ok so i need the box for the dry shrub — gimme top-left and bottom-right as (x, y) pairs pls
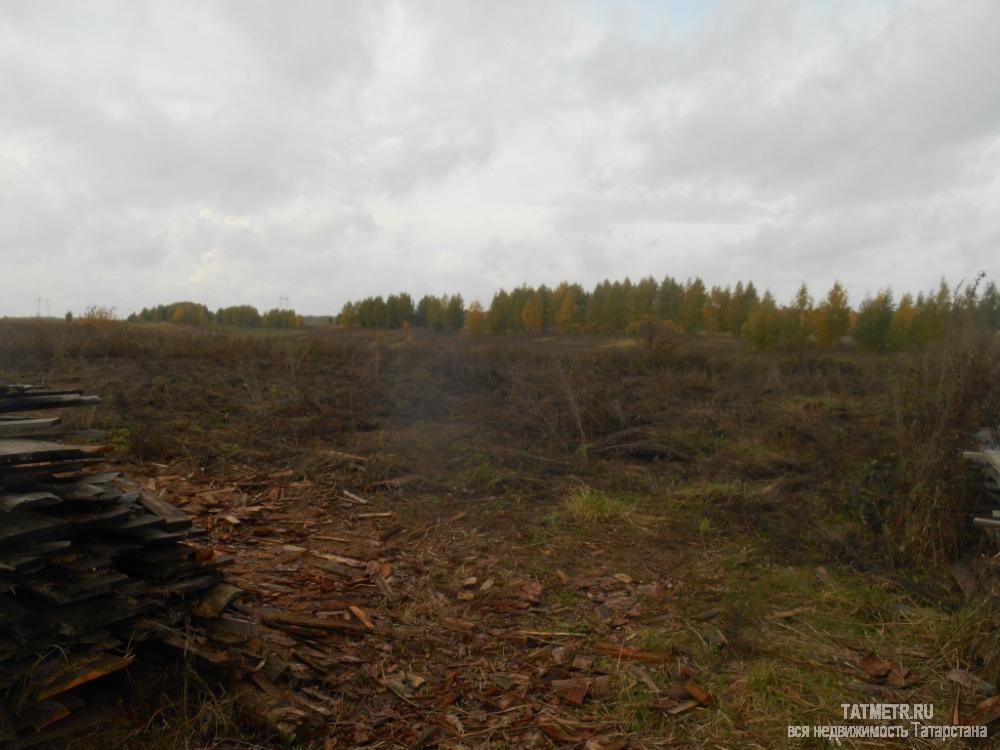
(887, 328), (1000, 564)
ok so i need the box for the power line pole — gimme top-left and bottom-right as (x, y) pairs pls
(279, 295), (290, 309)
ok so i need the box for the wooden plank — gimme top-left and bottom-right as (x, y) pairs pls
(0, 491), (61, 512)
(16, 699), (71, 733)
(0, 394), (100, 413)
(0, 511), (70, 546)
(153, 572), (224, 596)
(981, 450), (1000, 476)
(193, 583), (243, 619)
(82, 540), (144, 558)
(74, 471), (121, 484)
(0, 594), (29, 626)
(160, 633), (237, 669)
(32, 652), (134, 700)
(0, 553), (44, 574)
(33, 651), (135, 701)
(0, 439), (93, 466)
(0, 457), (106, 482)
(0, 417), (62, 437)
(39, 487), (123, 511)
(137, 490), (192, 531)
(18, 704), (119, 748)
(25, 571), (130, 605)
(0, 541), (69, 572)
(0, 387), (82, 397)
(126, 556), (218, 581)
(49, 593), (159, 637)
(111, 510), (166, 532)
(206, 614), (258, 640)
(53, 504), (132, 531)
(119, 543), (193, 565)
(112, 526), (189, 545)
(47, 550), (113, 574)
(262, 612), (369, 633)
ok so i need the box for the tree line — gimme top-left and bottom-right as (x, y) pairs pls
(337, 275), (1000, 350)
(336, 293), (466, 331)
(128, 302), (303, 329)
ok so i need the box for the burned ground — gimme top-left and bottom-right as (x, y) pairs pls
(1, 320), (999, 749)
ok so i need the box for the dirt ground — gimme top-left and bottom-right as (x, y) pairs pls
(3, 321), (999, 749)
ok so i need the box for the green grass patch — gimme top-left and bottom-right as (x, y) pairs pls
(562, 487), (635, 522)
(549, 589), (581, 607)
(751, 565), (816, 598)
(630, 627), (674, 655)
(459, 456), (515, 492)
(674, 479), (745, 501)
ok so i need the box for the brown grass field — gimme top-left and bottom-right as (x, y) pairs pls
(2, 319), (1000, 749)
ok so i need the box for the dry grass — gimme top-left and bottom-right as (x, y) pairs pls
(5, 320), (1000, 748)
(887, 329), (1000, 563)
(562, 487), (636, 522)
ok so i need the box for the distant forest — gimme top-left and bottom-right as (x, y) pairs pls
(129, 302), (306, 329)
(336, 275), (1000, 351)
(127, 275), (1000, 351)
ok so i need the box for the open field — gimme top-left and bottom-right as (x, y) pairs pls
(2, 320), (999, 749)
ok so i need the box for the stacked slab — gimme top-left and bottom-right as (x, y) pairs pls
(964, 428), (1000, 536)
(0, 385), (240, 747)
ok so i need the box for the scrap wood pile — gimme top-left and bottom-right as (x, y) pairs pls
(957, 428), (1000, 597)
(143, 462), (720, 749)
(966, 428), (1000, 532)
(0, 385), (259, 748)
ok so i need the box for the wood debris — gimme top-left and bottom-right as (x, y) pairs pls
(0, 385), (284, 746)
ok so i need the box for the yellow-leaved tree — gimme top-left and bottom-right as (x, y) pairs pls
(814, 281), (851, 348)
(521, 294), (544, 332)
(465, 301), (486, 334)
(553, 284), (577, 332)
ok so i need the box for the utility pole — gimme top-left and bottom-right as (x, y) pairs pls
(279, 295), (290, 309)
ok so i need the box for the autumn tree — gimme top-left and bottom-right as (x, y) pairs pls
(337, 301), (359, 327)
(586, 281), (613, 332)
(445, 294), (465, 330)
(217, 305), (261, 328)
(976, 282), (1000, 329)
(779, 283), (813, 348)
(465, 300), (486, 334)
(724, 282), (758, 335)
(888, 293), (917, 350)
(655, 276), (683, 323)
(852, 291), (894, 352)
(262, 308), (303, 328)
(487, 290), (512, 333)
(521, 293), (544, 332)
(911, 280), (952, 344)
(552, 283), (580, 332)
(327, 273), (1000, 345)
(629, 276), (658, 323)
(679, 278), (707, 332)
(423, 296), (446, 330)
(741, 292), (781, 350)
(385, 293), (415, 328)
(815, 281), (851, 348)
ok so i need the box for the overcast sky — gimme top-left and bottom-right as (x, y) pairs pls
(1, 0), (998, 317)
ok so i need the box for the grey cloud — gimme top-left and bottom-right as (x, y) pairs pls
(0, 0), (997, 316)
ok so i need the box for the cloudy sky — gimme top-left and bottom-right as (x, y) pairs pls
(1, 0), (998, 317)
